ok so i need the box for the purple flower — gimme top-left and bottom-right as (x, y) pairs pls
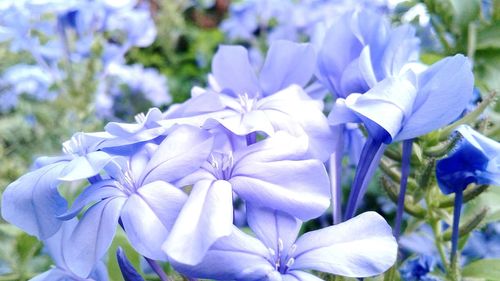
(54, 125), (213, 277)
(331, 54), (474, 220)
(317, 9), (421, 100)
(29, 219), (108, 281)
(0, 64), (56, 112)
(96, 63), (171, 119)
(170, 208), (397, 280)
(1, 156), (71, 239)
(163, 131), (331, 266)
(163, 40), (334, 161)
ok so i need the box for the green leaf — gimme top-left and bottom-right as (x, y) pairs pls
(463, 259), (500, 280)
(15, 233), (41, 263)
(464, 186), (500, 224)
(449, 0), (481, 31)
(475, 50), (500, 92)
(107, 229), (142, 281)
(476, 23), (500, 50)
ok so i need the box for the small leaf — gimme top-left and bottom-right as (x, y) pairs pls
(463, 259), (500, 280)
(449, 0), (481, 31)
(476, 24), (500, 50)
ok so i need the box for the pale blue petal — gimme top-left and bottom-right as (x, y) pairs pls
(64, 197), (126, 278)
(43, 219), (78, 270)
(58, 151), (114, 181)
(1, 161), (68, 239)
(259, 85), (335, 161)
(121, 181), (187, 260)
(291, 212), (397, 277)
(212, 45), (260, 97)
(105, 108), (162, 136)
(231, 133), (330, 220)
(328, 98), (362, 126)
(28, 268), (74, 281)
(317, 12), (363, 97)
(57, 180), (123, 220)
(345, 77), (417, 143)
(284, 271), (324, 281)
(139, 125), (214, 185)
(212, 109), (276, 137)
(379, 25), (419, 78)
(170, 227), (273, 281)
(395, 55), (474, 141)
(164, 180), (233, 265)
(339, 58), (370, 96)
(259, 40), (315, 95)
(246, 205), (301, 260)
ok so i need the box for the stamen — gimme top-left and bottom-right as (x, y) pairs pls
(134, 112), (146, 124)
(268, 247), (276, 257)
(285, 258), (295, 268)
(278, 238), (284, 253)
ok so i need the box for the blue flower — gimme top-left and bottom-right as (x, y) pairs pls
(54, 125), (213, 277)
(462, 223), (500, 261)
(317, 9), (421, 100)
(29, 219), (108, 281)
(0, 64), (56, 112)
(96, 63), (171, 119)
(170, 208), (397, 280)
(163, 131), (331, 266)
(163, 40), (334, 161)
(436, 125), (500, 194)
(400, 255), (441, 281)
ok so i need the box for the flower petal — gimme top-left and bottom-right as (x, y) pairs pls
(1, 161), (68, 239)
(57, 180), (123, 220)
(246, 205), (301, 258)
(291, 212), (397, 278)
(139, 125), (214, 185)
(64, 197), (126, 277)
(395, 55), (474, 141)
(259, 40), (315, 95)
(164, 180), (233, 265)
(212, 45), (260, 97)
(58, 151), (115, 181)
(345, 77), (417, 143)
(231, 133), (330, 220)
(121, 181), (187, 260)
(170, 226), (273, 281)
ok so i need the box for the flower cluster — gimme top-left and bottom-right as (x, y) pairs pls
(1, 2), (499, 281)
(0, 0), (169, 119)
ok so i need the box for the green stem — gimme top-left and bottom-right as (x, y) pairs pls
(425, 187), (449, 271)
(383, 265), (397, 281)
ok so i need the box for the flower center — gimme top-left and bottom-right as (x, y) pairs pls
(237, 92), (258, 113)
(209, 152), (234, 180)
(268, 238), (297, 274)
(62, 132), (87, 156)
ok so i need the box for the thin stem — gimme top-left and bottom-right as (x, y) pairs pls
(145, 257), (170, 281)
(450, 189), (463, 264)
(330, 125), (344, 225)
(431, 219), (449, 270)
(344, 137), (384, 220)
(394, 139), (413, 240)
(425, 188), (449, 270)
